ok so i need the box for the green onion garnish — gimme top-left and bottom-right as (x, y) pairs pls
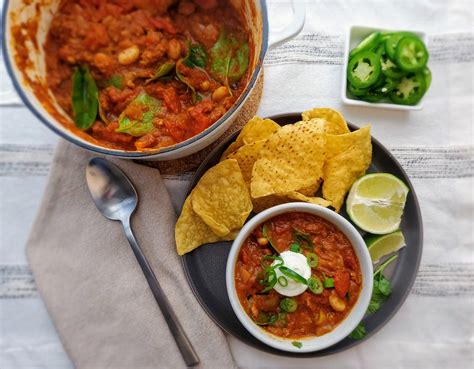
(277, 276), (288, 287)
(307, 276), (323, 294)
(293, 229), (313, 250)
(306, 252), (318, 268)
(279, 266), (307, 285)
(280, 297), (297, 312)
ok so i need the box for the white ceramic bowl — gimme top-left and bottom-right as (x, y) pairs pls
(226, 203), (373, 353)
(341, 25), (427, 111)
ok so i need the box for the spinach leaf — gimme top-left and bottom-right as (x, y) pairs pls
(176, 43), (198, 102)
(145, 62), (176, 85)
(116, 92), (161, 137)
(71, 66), (98, 130)
(210, 29), (249, 85)
(228, 42), (249, 82)
(185, 44), (207, 68)
(108, 74), (124, 89)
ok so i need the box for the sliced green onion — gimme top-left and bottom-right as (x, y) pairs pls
(260, 269), (277, 293)
(255, 311), (277, 326)
(306, 252), (319, 268)
(277, 276), (288, 287)
(293, 230), (314, 250)
(280, 297), (297, 312)
(279, 266), (307, 285)
(289, 243), (301, 252)
(262, 255), (284, 267)
(307, 276), (323, 294)
(324, 276), (335, 288)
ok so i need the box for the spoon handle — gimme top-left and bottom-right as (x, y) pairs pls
(122, 217), (200, 367)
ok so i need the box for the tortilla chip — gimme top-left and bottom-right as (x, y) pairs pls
(322, 126), (372, 211)
(302, 108), (350, 135)
(192, 159), (253, 236)
(175, 196), (237, 256)
(221, 116), (280, 159)
(251, 121), (326, 198)
(226, 140), (266, 185)
(252, 191), (331, 213)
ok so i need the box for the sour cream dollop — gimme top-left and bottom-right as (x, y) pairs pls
(271, 251), (311, 297)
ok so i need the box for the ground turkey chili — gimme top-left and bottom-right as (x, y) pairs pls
(235, 212), (362, 338)
(44, 0), (251, 150)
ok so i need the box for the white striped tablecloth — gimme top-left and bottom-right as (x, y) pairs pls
(1, 1), (473, 368)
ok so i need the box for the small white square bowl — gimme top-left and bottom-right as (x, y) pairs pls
(342, 25), (427, 111)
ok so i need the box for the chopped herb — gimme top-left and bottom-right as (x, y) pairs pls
(349, 254), (399, 340)
(349, 323), (366, 340)
(292, 341), (303, 349)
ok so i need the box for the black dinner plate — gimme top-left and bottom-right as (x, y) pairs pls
(181, 113), (423, 357)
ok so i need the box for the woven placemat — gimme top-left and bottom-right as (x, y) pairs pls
(140, 72), (264, 175)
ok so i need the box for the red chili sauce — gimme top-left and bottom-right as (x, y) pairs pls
(235, 212), (362, 338)
(44, 0), (251, 151)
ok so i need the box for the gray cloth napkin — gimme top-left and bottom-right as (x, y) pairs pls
(26, 141), (236, 369)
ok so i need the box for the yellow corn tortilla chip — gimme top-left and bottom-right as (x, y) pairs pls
(175, 196), (237, 256)
(226, 140), (266, 185)
(302, 108), (350, 135)
(221, 116), (280, 159)
(192, 159), (253, 236)
(323, 126), (372, 212)
(251, 121), (326, 198)
(297, 180), (322, 197)
(252, 192), (331, 213)
(325, 125), (372, 160)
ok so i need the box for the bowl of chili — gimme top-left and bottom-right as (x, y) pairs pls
(2, 0), (305, 160)
(226, 202), (373, 353)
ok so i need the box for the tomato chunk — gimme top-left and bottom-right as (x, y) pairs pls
(334, 270), (351, 298)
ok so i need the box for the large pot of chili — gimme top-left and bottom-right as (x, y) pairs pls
(2, 0), (305, 160)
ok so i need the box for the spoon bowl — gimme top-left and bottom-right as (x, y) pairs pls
(86, 157), (138, 221)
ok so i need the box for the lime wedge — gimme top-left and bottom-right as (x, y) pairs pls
(366, 231), (406, 263)
(346, 173), (409, 234)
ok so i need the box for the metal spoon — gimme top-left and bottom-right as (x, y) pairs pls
(85, 157), (199, 367)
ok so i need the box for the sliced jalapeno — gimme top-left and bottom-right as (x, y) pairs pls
(349, 31), (382, 58)
(423, 67), (432, 89)
(347, 51), (381, 89)
(395, 36), (429, 72)
(385, 31), (418, 61)
(348, 83), (369, 96)
(381, 53), (405, 79)
(389, 71), (427, 105)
